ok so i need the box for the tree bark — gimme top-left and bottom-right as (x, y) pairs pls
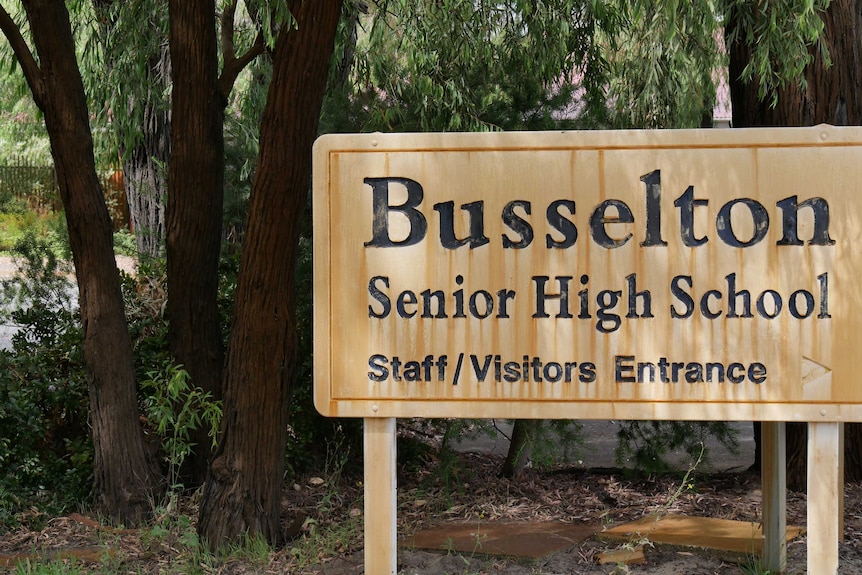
(197, 0), (342, 549)
(728, 0), (862, 490)
(0, 0), (161, 523)
(124, 43), (171, 258)
(501, 420), (535, 479)
(166, 0), (226, 485)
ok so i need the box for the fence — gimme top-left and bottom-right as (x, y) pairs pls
(0, 156), (130, 230)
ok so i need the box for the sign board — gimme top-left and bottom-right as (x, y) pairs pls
(313, 127), (862, 421)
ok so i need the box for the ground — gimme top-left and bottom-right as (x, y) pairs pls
(2, 447), (862, 574)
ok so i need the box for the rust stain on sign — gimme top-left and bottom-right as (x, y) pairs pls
(313, 127), (862, 421)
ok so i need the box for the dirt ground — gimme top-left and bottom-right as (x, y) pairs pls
(3, 448), (862, 574)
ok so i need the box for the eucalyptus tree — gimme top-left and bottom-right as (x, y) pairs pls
(86, 0), (170, 258)
(197, 0), (342, 548)
(0, 0), (161, 523)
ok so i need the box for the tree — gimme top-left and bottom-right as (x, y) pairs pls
(197, 0), (342, 547)
(165, 0), (226, 485)
(727, 0), (861, 490)
(0, 0), (160, 523)
(88, 0), (171, 258)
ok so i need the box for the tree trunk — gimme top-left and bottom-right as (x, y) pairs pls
(501, 420), (536, 479)
(92, 0), (170, 258)
(166, 0), (226, 485)
(8, 0), (161, 523)
(124, 46), (171, 258)
(197, 0), (342, 549)
(728, 0), (862, 490)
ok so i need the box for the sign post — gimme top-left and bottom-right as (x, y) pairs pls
(314, 127), (862, 574)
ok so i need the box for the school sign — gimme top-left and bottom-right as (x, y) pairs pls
(313, 127), (862, 422)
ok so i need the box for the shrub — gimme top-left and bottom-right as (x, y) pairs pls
(0, 235), (91, 529)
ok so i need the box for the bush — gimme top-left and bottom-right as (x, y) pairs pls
(0, 235), (91, 529)
(615, 420), (739, 476)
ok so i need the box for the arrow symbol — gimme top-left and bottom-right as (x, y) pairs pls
(801, 357), (832, 400)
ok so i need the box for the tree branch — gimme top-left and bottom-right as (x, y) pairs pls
(218, 0), (266, 102)
(0, 6), (44, 106)
(219, 31), (265, 100)
(220, 0), (237, 66)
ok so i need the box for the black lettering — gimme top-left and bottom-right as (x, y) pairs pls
(726, 273), (753, 318)
(368, 355), (388, 381)
(625, 273), (653, 318)
(579, 362), (597, 383)
(727, 363), (746, 383)
(420, 289), (446, 318)
(368, 276), (391, 318)
(590, 199), (634, 248)
(503, 361), (520, 382)
(532, 276), (573, 318)
(776, 196), (835, 246)
(396, 290), (418, 318)
(596, 290), (622, 333)
(685, 363), (704, 383)
(789, 290), (815, 319)
(700, 290), (722, 319)
(434, 200), (490, 249)
(705, 362), (725, 382)
(546, 199), (577, 248)
(756, 290), (783, 319)
(716, 198), (769, 247)
(469, 290), (495, 319)
(502, 200), (533, 249)
(496, 289), (516, 318)
(640, 170), (667, 247)
(471, 355), (493, 381)
(670, 275), (694, 319)
(615, 355), (636, 383)
(364, 177), (427, 247)
(637, 362), (656, 383)
(749, 363), (767, 384)
(818, 272), (831, 319)
(673, 185), (708, 247)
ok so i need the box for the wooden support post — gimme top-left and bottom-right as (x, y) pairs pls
(364, 417), (397, 575)
(761, 421), (786, 573)
(840, 423), (845, 543)
(808, 422), (841, 575)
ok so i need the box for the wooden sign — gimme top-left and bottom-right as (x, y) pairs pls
(313, 127), (862, 422)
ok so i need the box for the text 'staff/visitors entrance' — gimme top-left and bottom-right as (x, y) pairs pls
(313, 127), (862, 421)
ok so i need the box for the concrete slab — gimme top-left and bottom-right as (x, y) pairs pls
(401, 521), (598, 559)
(600, 514), (803, 555)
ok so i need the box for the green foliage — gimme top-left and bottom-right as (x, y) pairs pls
(602, 0), (724, 128)
(0, 210), (67, 256)
(615, 420), (738, 476)
(0, 235), (91, 530)
(521, 419), (585, 469)
(140, 362), (223, 491)
(726, 0), (830, 106)
(13, 560), (90, 575)
(112, 228), (137, 257)
(79, 0), (170, 164)
(355, 0), (604, 132)
(0, 112), (51, 165)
